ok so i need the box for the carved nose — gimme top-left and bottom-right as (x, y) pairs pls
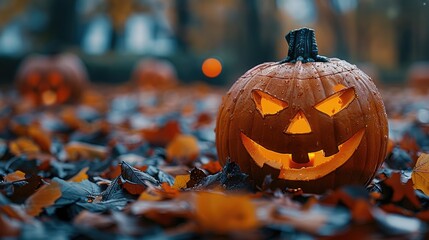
(285, 110), (312, 134)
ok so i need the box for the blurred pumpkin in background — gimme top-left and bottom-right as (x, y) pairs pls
(131, 58), (178, 89)
(15, 53), (88, 106)
(216, 28), (388, 193)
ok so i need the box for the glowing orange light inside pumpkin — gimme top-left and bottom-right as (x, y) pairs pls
(202, 58), (222, 78)
(42, 90), (57, 105)
(285, 111), (311, 134)
(240, 128), (365, 179)
(252, 90), (288, 117)
(315, 87), (356, 117)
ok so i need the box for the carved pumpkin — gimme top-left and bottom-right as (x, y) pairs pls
(132, 58), (178, 89)
(15, 54), (88, 106)
(216, 28), (388, 193)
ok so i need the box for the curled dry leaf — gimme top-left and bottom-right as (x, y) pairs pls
(4, 171), (26, 182)
(166, 135), (199, 164)
(25, 180), (62, 216)
(412, 153), (429, 195)
(195, 191), (258, 233)
(64, 142), (107, 161)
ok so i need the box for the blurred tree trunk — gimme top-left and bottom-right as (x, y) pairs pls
(241, 0), (278, 67)
(175, 0), (189, 51)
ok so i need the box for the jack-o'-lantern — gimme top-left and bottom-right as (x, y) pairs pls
(216, 28), (388, 193)
(132, 58), (178, 89)
(15, 54), (88, 106)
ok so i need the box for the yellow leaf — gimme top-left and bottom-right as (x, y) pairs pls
(195, 192), (258, 233)
(26, 181), (62, 216)
(4, 171), (26, 182)
(138, 191), (163, 201)
(173, 174), (190, 190)
(412, 153), (429, 195)
(68, 167), (89, 182)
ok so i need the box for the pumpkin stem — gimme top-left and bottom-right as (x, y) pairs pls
(280, 28), (328, 64)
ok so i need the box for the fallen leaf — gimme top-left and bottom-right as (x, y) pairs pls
(166, 135), (199, 164)
(25, 180), (62, 216)
(4, 171), (26, 182)
(64, 142), (107, 161)
(68, 167), (89, 182)
(0, 214), (21, 237)
(412, 153), (429, 195)
(201, 160), (222, 174)
(173, 174), (190, 190)
(195, 191), (258, 233)
(28, 126), (51, 153)
(383, 172), (420, 210)
(141, 120), (180, 146)
(9, 138), (40, 156)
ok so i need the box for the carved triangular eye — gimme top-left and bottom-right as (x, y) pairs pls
(252, 90), (288, 117)
(315, 87), (356, 117)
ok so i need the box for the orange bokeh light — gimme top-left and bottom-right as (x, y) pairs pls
(202, 58), (222, 78)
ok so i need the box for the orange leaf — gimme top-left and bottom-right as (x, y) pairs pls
(201, 161), (222, 174)
(141, 121), (180, 146)
(412, 153), (429, 195)
(68, 167), (89, 182)
(64, 142), (107, 161)
(9, 138), (40, 156)
(138, 191), (163, 201)
(26, 181), (62, 216)
(195, 192), (258, 233)
(160, 182), (179, 199)
(166, 135), (199, 163)
(173, 174), (190, 190)
(120, 179), (147, 195)
(4, 171), (26, 182)
(28, 126), (51, 153)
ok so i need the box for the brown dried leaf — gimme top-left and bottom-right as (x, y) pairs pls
(195, 192), (258, 233)
(4, 171), (26, 182)
(25, 181), (62, 216)
(412, 153), (429, 195)
(384, 172), (420, 209)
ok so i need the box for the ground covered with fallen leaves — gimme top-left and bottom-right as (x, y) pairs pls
(2, 84), (429, 239)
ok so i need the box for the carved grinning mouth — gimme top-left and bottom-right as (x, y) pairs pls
(240, 128), (365, 181)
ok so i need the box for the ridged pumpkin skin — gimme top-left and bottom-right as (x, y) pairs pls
(16, 54), (88, 106)
(215, 58), (388, 193)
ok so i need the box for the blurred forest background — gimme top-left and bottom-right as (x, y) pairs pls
(0, 0), (428, 86)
